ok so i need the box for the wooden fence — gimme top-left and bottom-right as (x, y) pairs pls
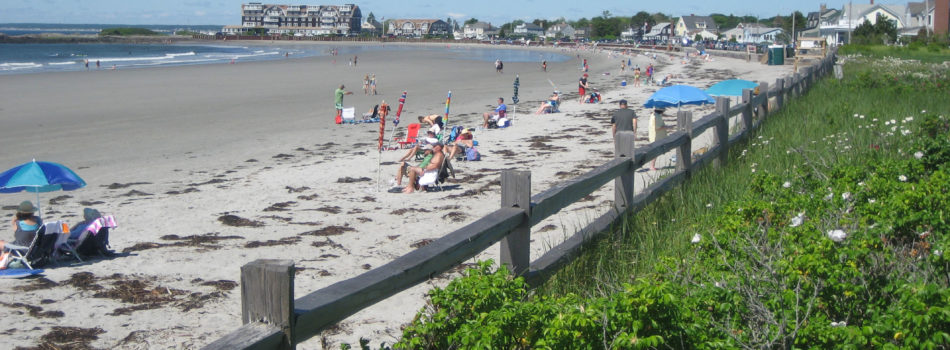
(202, 50), (837, 349)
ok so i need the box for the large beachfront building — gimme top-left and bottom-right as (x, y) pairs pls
(387, 19), (451, 37)
(802, 0), (949, 45)
(224, 3), (362, 36)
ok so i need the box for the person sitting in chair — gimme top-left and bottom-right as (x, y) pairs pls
(446, 128), (475, 160)
(482, 97), (507, 128)
(397, 133), (438, 162)
(402, 143), (445, 193)
(535, 92), (560, 114)
(0, 201), (43, 268)
(67, 208), (114, 257)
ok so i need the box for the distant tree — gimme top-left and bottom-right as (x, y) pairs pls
(465, 18), (479, 25)
(711, 13), (742, 30)
(367, 12), (376, 23)
(632, 11), (655, 29)
(591, 12), (621, 39)
(852, 13), (898, 44)
(652, 12), (671, 24)
(573, 18), (590, 29)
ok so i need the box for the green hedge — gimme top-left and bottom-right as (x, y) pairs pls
(99, 27), (161, 36)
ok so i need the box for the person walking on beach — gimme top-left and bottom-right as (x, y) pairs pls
(633, 66), (642, 87)
(334, 84), (353, 124)
(620, 60), (626, 74)
(96, 60), (100, 69)
(353, 55), (358, 66)
(370, 74), (377, 95)
(84, 59), (89, 70)
(578, 73), (589, 104)
(542, 60), (547, 72)
(611, 99), (637, 139)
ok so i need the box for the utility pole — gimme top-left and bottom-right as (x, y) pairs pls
(848, 1), (852, 44)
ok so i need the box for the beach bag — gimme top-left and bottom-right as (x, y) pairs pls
(465, 147), (481, 161)
(497, 118), (509, 128)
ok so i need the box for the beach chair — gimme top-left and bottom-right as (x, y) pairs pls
(4, 225), (51, 270)
(420, 158), (455, 191)
(362, 104), (379, 121)
(396, 123), (421, 149)
(341, 107), (356, 123)
(59, 215), (117, 262)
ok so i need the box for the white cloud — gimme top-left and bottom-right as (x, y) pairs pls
(446, 12), (466, 19)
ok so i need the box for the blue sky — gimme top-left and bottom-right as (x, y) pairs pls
(0, 0), (903, 26)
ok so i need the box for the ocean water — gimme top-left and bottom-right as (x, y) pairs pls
(0, 23), (571, 75)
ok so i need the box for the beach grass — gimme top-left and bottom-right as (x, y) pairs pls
(536, 49), (950, 298)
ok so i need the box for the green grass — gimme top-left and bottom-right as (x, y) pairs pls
(537, 51), (950, 298)
(839, 43), (950, 63)
(99, 27), (162, 36)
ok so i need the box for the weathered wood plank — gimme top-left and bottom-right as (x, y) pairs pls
(633, 131), (689, 170)
(691, 111), (721, 136)
(501, 171), (531, 276)
(201, 323), (284, 350)
(714, 97), (731, 168)
(741, 89), (754, 133)
(293, 207), (524, 342)
(614, 131), (636, 211)
(529, 158), (631, 226)
(676, 111), (693, 176)
(524, 208), (620, 288)
(241, 260), (295, 349)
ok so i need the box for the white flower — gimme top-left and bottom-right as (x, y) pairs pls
(872, 118), (878, 122)
(890, 119), (897, 124)
(853, 113), (859, 117)
(824, 191), (834, 201)
(830, 321), (848, 327)
(935, 250), (942, 257)
(860, 115), (865, 119)
(827, 229), (848, 242)
(751, 168), (756, 173)
(790, 212), (805, 227)
(706, 203), (713, 208)
(858, 181), (865, 187)
(899, 175), (908, 182)
(921, 110), (926, 114)
(842, 192), (851, 201)
(868, 198), (876, 204)
(691, 233), (702, 244)
(904, 116), (914, 122)
(714, 281), (724, 288)
(914, 151), (924, 159)
(783, 181), (791, 188)
(891, 126), (897, 132)
(884, 120), (891, 126)
(902, 129), (912, 136)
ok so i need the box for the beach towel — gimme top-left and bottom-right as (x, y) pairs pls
(0, 268), (44, 278)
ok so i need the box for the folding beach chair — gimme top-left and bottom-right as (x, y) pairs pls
(58, 215), (117, 262)
(420, 158), (454, 191)
(5, 225), (51, 270)
(396, 123), (421, 149)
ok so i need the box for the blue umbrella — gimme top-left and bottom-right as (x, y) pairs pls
(643, 84), (715, 109)
(705, 79), (758, 97)
(0, 160), (87, 215)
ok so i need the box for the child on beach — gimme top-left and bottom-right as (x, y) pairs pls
(370, 74), (377, 95)
(363, 74), (370, 94)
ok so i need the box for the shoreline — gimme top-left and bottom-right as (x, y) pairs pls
(0, 43), (792, 348)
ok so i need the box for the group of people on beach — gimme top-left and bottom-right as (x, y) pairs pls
(611, 100), (669, 171)
(0, 201), (114, 269)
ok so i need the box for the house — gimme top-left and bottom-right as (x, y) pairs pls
(233, 3), (362, 36)
(573, 28), (589, 40)
(721, 23), (765, 42)
(463, 21), (494, 40)
(513, 23), (544, 37)
(675, 15), (719, 40)
(387, 19), (451, 37)
(545, 23), (575, 39)
(804, 2), (907, 45)
(620, 26), (644, 41)
(362, 18), (382, 36)
(642, 22), (672, 42)
(903, 0), (950, 36)
(743, 26), (784, 43)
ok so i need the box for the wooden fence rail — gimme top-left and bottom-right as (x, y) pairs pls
(203, 50), (837, 349)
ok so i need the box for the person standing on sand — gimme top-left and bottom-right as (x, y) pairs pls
(334, 84), (353, 123)
(96, 60), (100, 69)
(370, 74), (377, 95)
(363, 74), (370, 95)
(649, 108), (669, 170)
(611, 99), (637, 139)
(542, 60), (547, 72)
(620, 60), (626, 74)
(578, 73), (589, 104)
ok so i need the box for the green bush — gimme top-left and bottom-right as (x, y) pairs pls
(99, 27), (161, 36)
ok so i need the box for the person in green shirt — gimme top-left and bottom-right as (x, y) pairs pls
(334, 84), (353, 123)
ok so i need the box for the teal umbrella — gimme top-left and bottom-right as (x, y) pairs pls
(0, 159), (87, 216)
(705, 79), (758, 97)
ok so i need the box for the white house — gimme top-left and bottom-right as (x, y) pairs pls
(545, 22), (575, 38)
(808, 3), (907, 45)
(743, 27), (784, 43)
(513, 22), (544, 37)
(462, 21), (494, 40)
(675, 15), (719, 39)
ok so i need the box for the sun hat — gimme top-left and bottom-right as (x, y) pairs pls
(17, 201), (35, 214)
(83, 208), (102, 221)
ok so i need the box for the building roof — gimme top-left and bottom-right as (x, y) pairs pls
(465, 21), (493, 30)
(517, 23), (543, 30)
(841, 3), (907, 23)
(679, 15), (719, 32)
(645, 22), (671, 36)
(745, 27), (783, 35)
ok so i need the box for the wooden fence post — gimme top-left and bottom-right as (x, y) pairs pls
(758, 82), (770, 119)
(714, 97), (730, 168)
(676, 111), (693, 176)
(242, 259), (296, 350)
(614, 131), (635, 211)
(741, 88), (754, 132)
(775, 77), (785, 110)
(500, 170), (531, 276)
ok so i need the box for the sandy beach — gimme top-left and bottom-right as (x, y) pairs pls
(0, 41), (791, 349)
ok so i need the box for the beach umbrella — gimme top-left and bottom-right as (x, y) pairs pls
(512, 75), (520, 104)
(0, 159), (87, 216)
(705, 79), (758, 97)
(642, 84), (715, 109)
(388, 91), (407, 149)
(377, 108), (386, 191)
(444, 91), (452, 124)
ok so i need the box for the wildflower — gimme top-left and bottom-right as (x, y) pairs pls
(899, 175), (908, 182)
(890, 119), (896, 124)
(706, 203), (713, 208)
(884, 120), (891, 126)
(868, 198), (876, 204)
(935, 250), (942, 257)
(858, 181), (865, 186)
(790, 212), (805, 227)
(751, 168), (756, 173)
(904, 116), (913, 122)
(872, 118), (878, 122)
(783, 181), (791, 188)
(842, 192), (851, 201)
(827, 229), (847, 242)
(691, 233), (701, 244)
(859, 115), (865, 119)
(830, 321), (847, 327)
(853, 113), (859, 117)
(921, 110), (926, 113)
